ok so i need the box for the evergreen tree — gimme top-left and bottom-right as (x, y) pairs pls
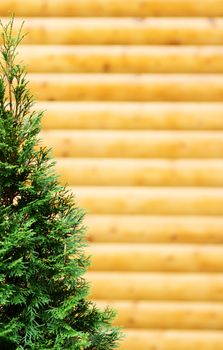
(0, 18), (122, 350)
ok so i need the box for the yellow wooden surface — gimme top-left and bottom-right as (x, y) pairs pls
(87, 243), (223, 272)
(18, 45), (223, 73)
(2, 18), (223, 45)
(30, 74), (223, 101)
(120, 330), (223, 350)
(87, 272), (223, 301)
(71, 187), (223, 215)
(1, 0), (223, 17)
(56, 158), (223, 186)
(97, 300), (223, 329)
(1, 2), (223, 348)
(40, 130), (223, 158)
(86, 215), (223, 243)
(39, 102), (223, 130)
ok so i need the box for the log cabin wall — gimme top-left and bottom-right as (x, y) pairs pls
(1, 1), (223, 349)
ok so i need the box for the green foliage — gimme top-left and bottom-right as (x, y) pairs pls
(0, 18), (122, 350)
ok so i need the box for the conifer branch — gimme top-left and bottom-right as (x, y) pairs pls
(0, 17), (122, 350)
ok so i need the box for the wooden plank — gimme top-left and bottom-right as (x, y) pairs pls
(72, 187), (223, 215)
(120, 329), (223, 350)
(19, 45), (223, 73)
(87, 243), (223, 272)
(56, 158), (223, 187)
(86, 215), (223, 244)
(29, 74), (223, 101)
(1, 0), (223, 17)
(40, 130), (223, 158)
(39, 102), (223, 130)
(3, 18), (223, 45)
(87, 272), (223, 301)
(97, 300), (223, 329)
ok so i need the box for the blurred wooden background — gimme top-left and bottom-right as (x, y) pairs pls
(1, 1), (223, 349)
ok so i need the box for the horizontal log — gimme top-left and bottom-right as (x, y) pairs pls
(56, 158), (223, 187)
(97, 300), (223, 329)
(40, 130), (223, 158)
(39, 102), (223, 130)
(1, 0), (223, 17)
(19, 45), (223, 73)
(120, 329), (223, 350)
(2, 18), (223, 45)
(72, 187), (223, 215)
(86, 215), (223, 243)
(87, 243), (223, 272)
(87, 272), (223, 301)
(29, 74), (223, 101)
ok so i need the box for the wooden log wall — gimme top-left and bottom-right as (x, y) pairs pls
(1, 1), (223, 349)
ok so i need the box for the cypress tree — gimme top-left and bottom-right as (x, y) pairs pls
(0, 18), (122, 350)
